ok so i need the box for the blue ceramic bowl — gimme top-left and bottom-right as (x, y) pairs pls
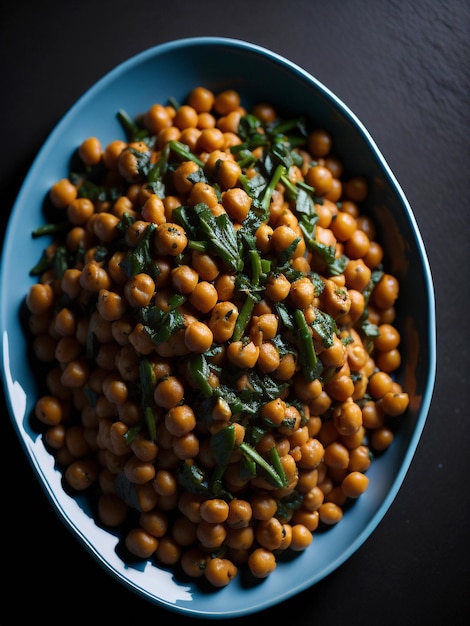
(0, 37), (436, 618)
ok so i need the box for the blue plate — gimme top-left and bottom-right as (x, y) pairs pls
(0, 37), (436, 618)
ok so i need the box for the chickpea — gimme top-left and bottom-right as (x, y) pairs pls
(188, 281), (218, 313)
(342, 471), (369, 498)
(217, 159), (242, 190)
(154, 222), (188, 256)
(333, 400), (363, 436)
(348, 445), (372, 472)
(154, 376), (185, 409)
(247, 548), (277, 578)
(307, 129), (332, 157)
(226, 498), (252, 528)
(171, 264), (198, 294)
(265, 272), (291, 302)
(344, 258), (372, 291)
(289, 524), (313, 550)
(165, 405), (196, 437)
(305, 164), (333, 195)
(180, 547), (208, 579)
(184, 321), (213, 353)
(173, 160), (200, 195)
(255, 517), (285, 550)
(155, 535), (181, 565)
(372, 273), (399, 309)
(50, 178), (77, 208)
(26, 283), (55, 315)
(227, 340), (260, 368)
(257, 341), (281, 373)
(65, 458), (99, 491)
(124, 273), (155, 308)
(214, 89), (240, 115)
(381, 391), (409, 416)
(319, 502), (343, 525)
(344, 176), (368, 202)
(199, 498), (230, 524)
(204, 557), (238, 587)
(125, 527), (158, 559)
(222, 187), (252, 222)
(187, 86), (215, 112)
(191, 250), (219, 282)
(208, 301), (239, 342)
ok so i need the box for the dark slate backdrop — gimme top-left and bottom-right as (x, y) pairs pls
(1, 2), (469, 624)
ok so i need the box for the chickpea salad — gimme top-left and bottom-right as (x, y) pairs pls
(25, 85), (409, 588)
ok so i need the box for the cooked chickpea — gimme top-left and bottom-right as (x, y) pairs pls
(154, 222), (188, 256)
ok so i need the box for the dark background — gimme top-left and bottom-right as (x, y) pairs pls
(1, 1), (469, 624)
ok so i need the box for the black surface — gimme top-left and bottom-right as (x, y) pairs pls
(1, 1), (469, 624)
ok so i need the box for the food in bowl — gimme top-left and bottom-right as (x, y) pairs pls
(25, 83), (410, 588)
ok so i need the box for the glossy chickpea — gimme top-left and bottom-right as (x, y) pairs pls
(255, 222), (274, 253)
(297, 437), (325, 470)
(50, 178), (77, 208)
(256, 341), (281, 373)
(178, 491), (203, 523)
(221, 187), (252, 222)
(165, 404), (196, 437)
(155, 535), (182, 565)
(78, 136), (102, 166)
(368, 371), (393, 399)
(180, 547), (208, 579)
(124, 273), (155, 308)
(67, 197), (95, 226)
(214, 89), (240, 115)
(344, 229), (370, 259)
(26, 283), (55, 315)
(65, 458), (99, 491)
(333, 400), (363, 436)
(197, 111), (217, 130)
(154, 223), (188, 256)
(344, 258), (372, 292)
(196, 127), (225, 153)
(363, 240), (384, 268)
(173, 160), (200, 195)
(217, 158), (242, 190)
(173, 104), (198, 130)
(265, 272), (291, 302)
(381, 391), (409, 416)
(204, 557), (238, 587)
(171, 264), (199, 294)
(348, 445), (372, 472)
(344, 176), (368, 202)
(376, 348), (401, 372)
(187, 86), (215, 112)
(321, 279), (351, 319)
(189, 281), (218, 314)
(153, 375), (185, 410)
(199, 498), (230, 524)
(341, 471), (369, 498)
(361, 400), (385, 429)
(372, 273), (399, 309)
(247, 548), (277, 578)
(274, 353), (297, 381)
(305, 164), (333, 195)
(192, 250), (219, 281)
(227, 340), (260, 369)
(102, 139), (127, 170)
(371, 426), (395, 451)
(144, 103), (172, 134)
(307, 129), (332, 157)
(208, 301), (239, 342)
(184, 321), (213, 353)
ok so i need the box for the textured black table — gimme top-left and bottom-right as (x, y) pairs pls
(1, 1), (469, 624)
